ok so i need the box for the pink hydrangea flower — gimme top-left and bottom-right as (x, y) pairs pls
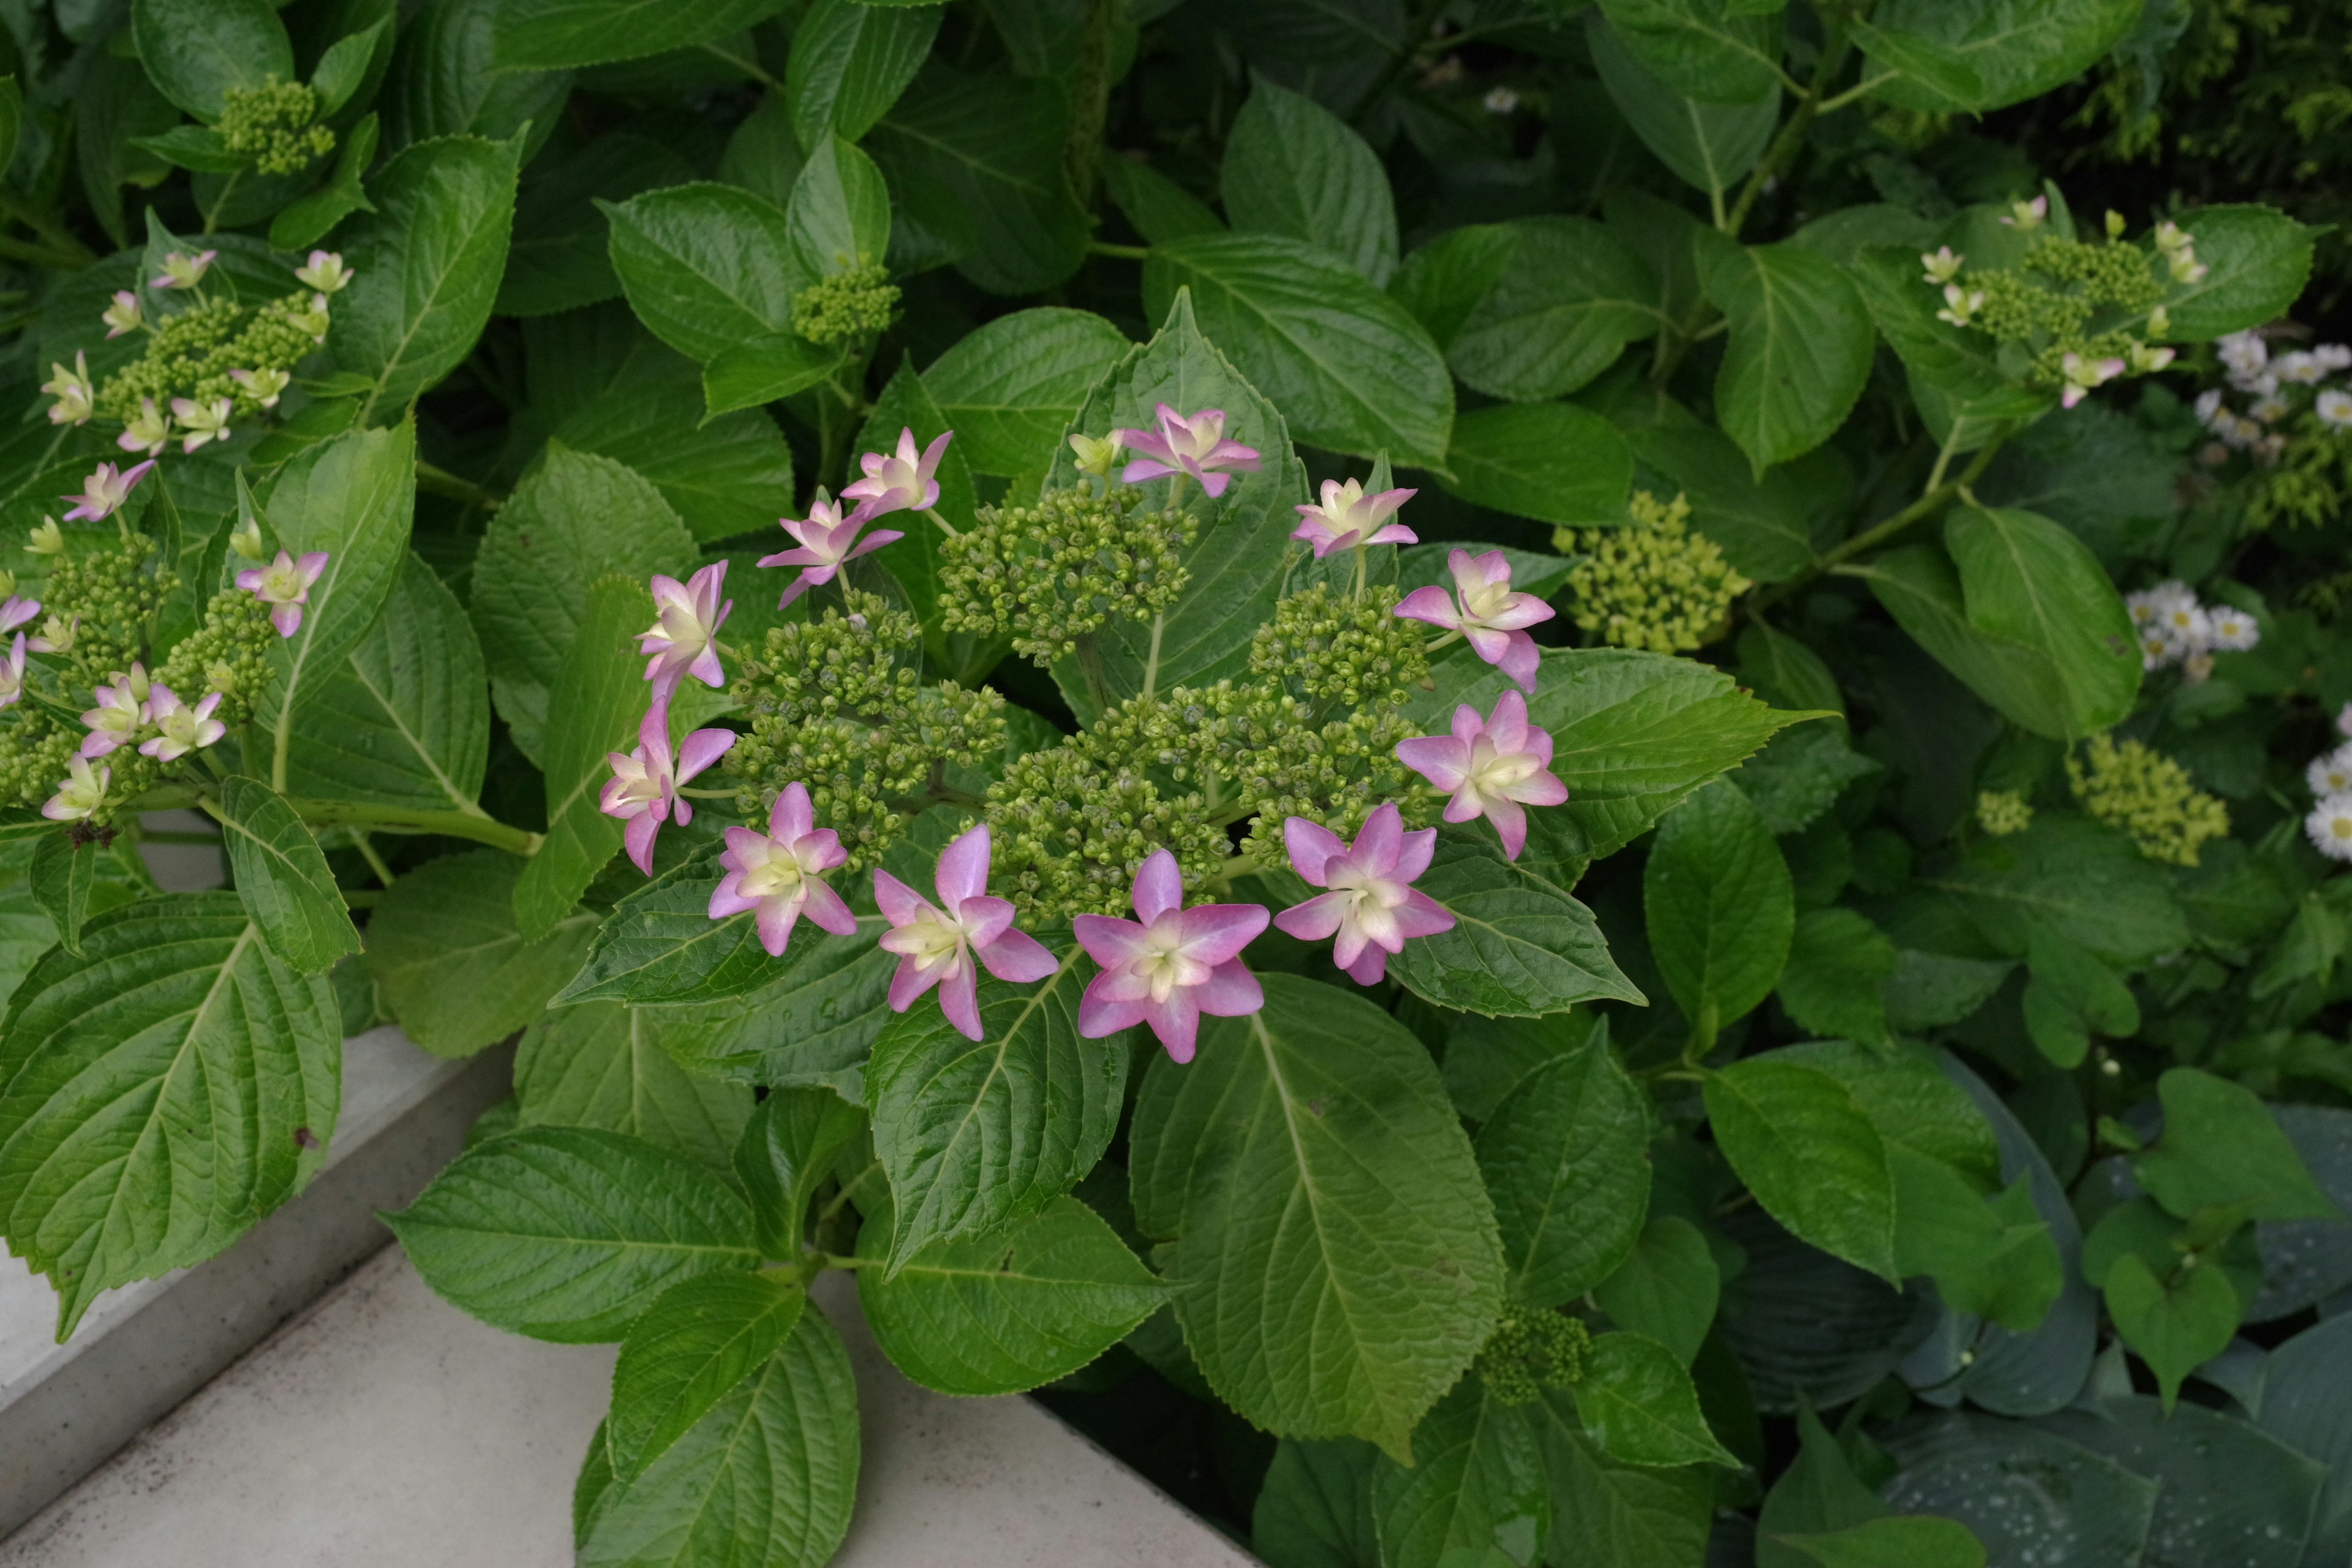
(152, 249), (216, 290)
(709, 781), (858, 957)
(101, 292), (141, 339)
(0, 634), (26, 710)
(873, 823), (1060, 1041)
(757, 488), (901, 608)
(0, 596), (40, 638)
(42, 756), (107, 823)
(78, 667), (149, 760)
(600, 700), (737, 875)
(235, 549), (330, 638)
(840, 428), (952, 519)
(1393, 549), (1557, 693)
(1291, 478), (1418, 557)
(1072, 849), (1269, 1063)
(62, 460), (154, 524)
(1273, 804), (1455, 985)
(1115, 405), (1261, 499)
(1395, 690), (1569, 861)
(138, 685), (225, 761)
(2059, 352), (2126, 410)
(638, 561), (733, 698)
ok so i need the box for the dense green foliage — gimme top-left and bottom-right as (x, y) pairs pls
(0, 1), (2348, 1565)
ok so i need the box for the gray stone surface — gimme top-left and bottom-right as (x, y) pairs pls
(2, 1250), (1262, 1567)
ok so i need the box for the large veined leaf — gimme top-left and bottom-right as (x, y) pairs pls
(280, 551), (490, 813)
(921, 307), (1131, 478)
(1574, 1332), (1738, 1468)
(2161, 205), (2321, 341)
(554, 845), (799, 1008)
(1705, 1057), (1900, 1281)
(603, 183), (804, 366)
(512, 576), (649, 940)
(493, 0), (796, 70)
(1644, 777), (1793, 1038)
(1589, 12), (1778, 208)
(380, 0), (571, 157)
(605, 1270), (806, 1482)
(0, 894), (340, 1336)
(1437, 403), (1635, 529)
(214, 776), (362, 976)
(1387, 829), (1645, 1017)
(255, 421), (418, 794)
(387, 1125), (758, 1342)
(1918, 815), (2190, 967)
(131, 0), (294, 119)
(1370, 1375), (1549, 1568)
(1254, 1439), (1382, 1568)
(1846, 248), (2051, 429)
(869, 66), (1087, 296)
(1596, 0), (1787, 103)
(785, 134), (892, 282)
(1041, 289), (1310, 723)
(514, 1003), (751, 1172)
(654, 929), (898, 1091)
(1881, 1414), (2157, 1568)
(1529, 1390), (1716, 1568)
(1627, 420), (1820, 584)
(334, 134), (522, 424)
(1475, 1038), (1652, 1307)
(364, 849), (598, 1057)
(1129, 975), (1506, 1462)
(1856, 0), (2147, 115)
(865, 956), (1121, 1263)
(1144, 233), (1452, 466)
(856, 1193), (1164, 1395)
(578, 1308), (858, 1568)
(498, 130), (698, 318)
(785, 0), (939, 151)
(1222, 74), (1398, 286)
(1700, 239), (1875, 474)
(1393, 218), (1663, 404)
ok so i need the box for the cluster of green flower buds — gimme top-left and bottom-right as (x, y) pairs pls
(2066, 733), (2228, 866)
(791, 263), (899, 349)
(216, 76), (334, 175)
(1473, 1307), (1591, 1406)
(95, 290), (324, 440)
(981, 734), (1231, 922)
(1248, 582), (1429, 709)
(937, 483), (1195, 665)
(37, 532), (178, 684)
(1558, 490), (1749, 654)
(1975, 789), (2034, 836)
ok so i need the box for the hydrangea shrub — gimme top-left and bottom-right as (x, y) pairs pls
(0, 1), (2348, 1564)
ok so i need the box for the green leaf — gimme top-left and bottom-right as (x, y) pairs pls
(1773, 1039), (2000, 1186)
(254, 422), (420, 792)
(1700, 239), (1874, 473)
(1041, 289), (1309, 722)
(1369, 1375), (1548, 1568)
(1776, 907), (1898, 1046)
(1757, 1403), (1887, 1568)
(1387, 828), (1646, 1017)
(1920, 814), (2189, 965)
(1099, 151), (1225, 247)
(387, 1125), (757, 1342)
(1444, 1011), (1603, 1124)
(786, 133), (892, 277)
(1529, 1390), (1714, 1568)
(364, 849), (598, 1057)
(380, 0), (571, 156)
(578, 1307), (858, 1568)
(0, 76), (19, 175)
(132, 0), (295, 119)
(514, 1003), (750, 1172)
(604, 183), (802, 366)
(1593, 1216), (1720, 1365)
(2103, 1251), (2239, 1409)
(1129, 974), (1505, 1463)
(1733, 723), (1879, 835)
(334, 134), (522, 424)
(1856, 0), (2152, 115)
(1880, 1414), (2157, 1566)
(1705, 1057), (1899, 1281)
(132, 123), (248, 173)
(1627, 423), (1818, 582)
(1144, 232), (1453, 466)
(1437, 403), (1635, 528)
(784, 0), (939, 151)
(1475, 1037), (1652, 1307)
(214, 777), (361, 976)
(28, 835), (96, 958)
(493, 0), (795, 70)
(1846, 247), (2051, 432)
(1574, 1332), (1738, 1468)
(497, 132), (698, 317)
(856, 1193), (1164, 1395)
(1596, 0), (1787, 102)
(1943, 506), (2139, 736)
(869, 66), (1087, 296)
(699, 333), (845, 420)
(654, 931), (897, 1091)
(921, 307), (1131, 478)
(2136, 1066), (2339, 1223)
(1223, 74), (1398, 287)
(513, 577), (650, 940)
(469, 443), (695, 761)
(309, 18), (389, 118)
(1774, 1517), (1988, 1568)
(734, 1087), (865, 1260)
(2042, 1398), (2318, 1568)
(2162, 205), (2320, 341)
(554, 845), (784, 1007)
(1253, 1439), (1382, 1568)
(1853, 541), (2101, 744)
(282, 549), (487, 811)
(0, 894), (339, 1337)
(1589, 11), (1779, 204)
(866, 957), (1123, 1262)
(606, 1270), (805, 1481)
(1888, 1151), (2061, 1332)
(1645, 777), (1793, 1040)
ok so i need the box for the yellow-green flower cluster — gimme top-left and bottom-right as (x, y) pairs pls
(156, 588), (279, 725)
(96, 291), (324, 426)
(37, 533), (178, 682)
(1977, 789), (2035, 835)
(0, 712), (78, 815)
(791, 263), (899, 348)
(1953, 233), (2169, 390)
(1248, 583), (1428, 710)
(2066, 734), (2228, 865)
(982, 739), (1231, 922)
(2245, 418), (2352, 532)
(1474, 1307), (1590, 1406)
(1556, 490), (1748, 654)
(217, 77), (334, 175)
(938, 484), (1194, 666)
(723, 592), (1006, 871)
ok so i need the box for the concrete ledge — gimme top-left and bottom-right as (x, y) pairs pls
(0, 1029), (512, 1537)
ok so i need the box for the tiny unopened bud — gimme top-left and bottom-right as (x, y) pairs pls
(230, 516), (267, 562)
(28, 518), (63, 556)
(2105, 209), (2126, 239)
(206, 659), (238, 694)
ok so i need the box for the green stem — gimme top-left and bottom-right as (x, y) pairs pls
(202, 170), (242, 236)
(1087, 240), (1151, 260)
(1140, 612), (1166, 701)
(415, 461), (504, 511)
(1747, 431), (2010, 615)
(1719, 12), (1856, 239)
(288, 797), (543, 857)
(924, 505), (960, 539)
(352, 831), (398, 888)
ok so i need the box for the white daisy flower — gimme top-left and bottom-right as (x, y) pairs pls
(2139, 630), (2180, 671)
(2218, 331), (2269, 383)
(2309, 791), (2352, 862)
(2318, 389), (2352, 430)
(2310, 746), (2352, 797)
(2206, 605), (2258, 650)
(2277, 351), (2326, 385)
